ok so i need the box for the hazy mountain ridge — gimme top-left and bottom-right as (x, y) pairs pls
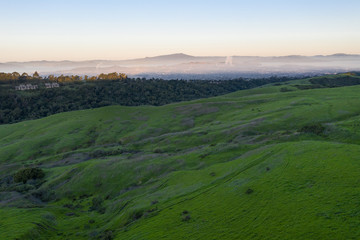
(1, 53), (360, 79)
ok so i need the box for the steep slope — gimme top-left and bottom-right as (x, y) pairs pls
(1, 82), (360, 239)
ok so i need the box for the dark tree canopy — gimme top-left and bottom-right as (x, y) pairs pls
(13, 168), (45, 184)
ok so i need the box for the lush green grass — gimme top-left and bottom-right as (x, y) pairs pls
(2, 80), (360, 239)
(119, 141), (360, 240)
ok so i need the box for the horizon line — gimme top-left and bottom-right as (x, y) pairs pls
(1, 52), (360, 64)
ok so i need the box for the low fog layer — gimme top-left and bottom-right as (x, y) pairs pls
(1, 53), (360, 79)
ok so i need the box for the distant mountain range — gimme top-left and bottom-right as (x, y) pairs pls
(1, 53), (360, 79)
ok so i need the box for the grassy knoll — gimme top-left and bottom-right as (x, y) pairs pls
(1, 80), (360, 239)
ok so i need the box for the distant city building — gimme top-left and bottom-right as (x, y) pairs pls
(15, 83), (60, 91)
(15, 84), (38, 91)
(45, 83), (60, 88)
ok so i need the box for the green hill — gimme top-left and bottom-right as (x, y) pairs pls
(1, 80), (360, 239)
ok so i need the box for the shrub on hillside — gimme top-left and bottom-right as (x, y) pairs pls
(100, 230), (114, 240)
(245, 188), (254, 194)
(13, 167), (45, 184)
(132, 209), (144, 220)
(153, 148), (164, 153)
(299, 123), (325, 135)
(181, 210), (191, 222)
(280, 87), (293, 92)
(89, 196), (106, 214)
(182, 215), (191, 221)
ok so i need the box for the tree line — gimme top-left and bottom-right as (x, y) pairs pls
(309, 74), (360, 87)
(0, 72), (127, 83)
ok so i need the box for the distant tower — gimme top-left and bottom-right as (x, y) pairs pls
(225, 56), (233, 66)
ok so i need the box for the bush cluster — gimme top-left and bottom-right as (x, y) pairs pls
(299, 123), (325, 135)
(89, 196), (106, 214)
(13, 167), (45, 184)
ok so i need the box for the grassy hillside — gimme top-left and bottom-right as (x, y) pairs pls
(1, 80), (360, 239)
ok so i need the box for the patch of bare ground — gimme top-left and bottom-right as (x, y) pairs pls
(0, 191), (23, 206)
(181, 118), (195, 128)
(131, 111), (149, 121)
(0, 191), (45, 207)
(176, 103), (219, 116)
(223, 117), (266, 135)
(44, 153), (90, 167)
(129, 153), (168, 163)
(134, 129), (193, 145)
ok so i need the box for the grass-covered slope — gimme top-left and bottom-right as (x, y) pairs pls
(1, 81), (360, 239)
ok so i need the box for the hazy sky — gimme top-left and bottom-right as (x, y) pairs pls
(1, 0), (360, 61)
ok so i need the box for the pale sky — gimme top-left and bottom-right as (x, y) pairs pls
(1, 0), (360, 61)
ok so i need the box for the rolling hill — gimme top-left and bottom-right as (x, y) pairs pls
(1, 79), (360, 239)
